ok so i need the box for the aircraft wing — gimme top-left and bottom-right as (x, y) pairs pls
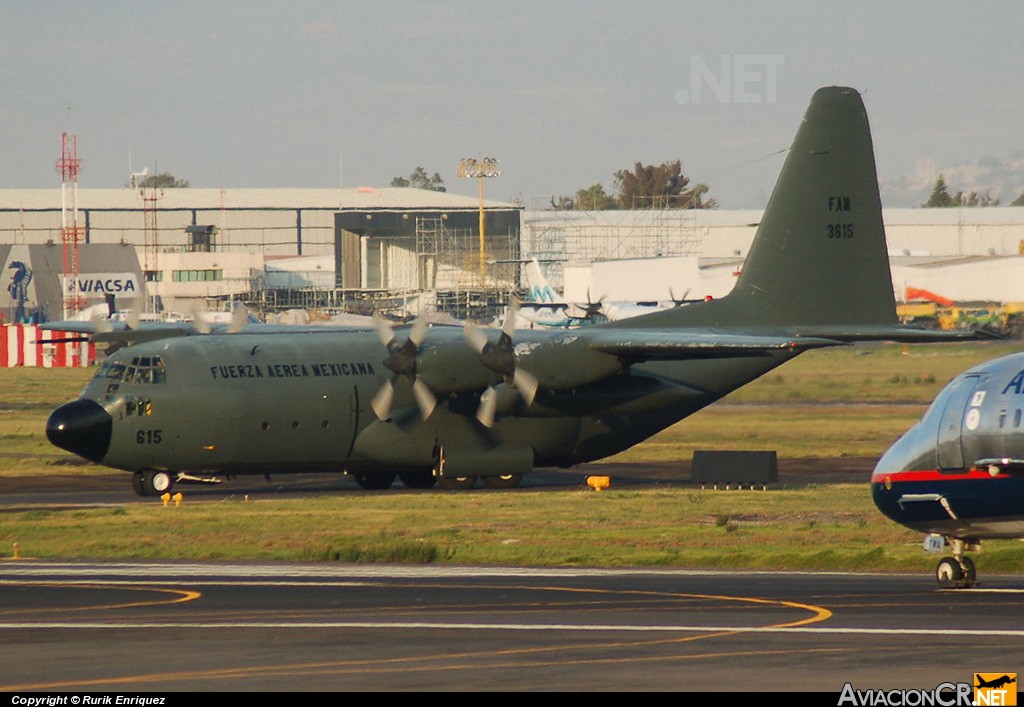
(39, 320), (115, 335)
(37, 318), (377, 350)
(582, 328), (844, 361)
(38, 320), (202, 348)
(518, 302), (569, 311)
(580, 322), (992, 363)
(973, 458), (1024, 476)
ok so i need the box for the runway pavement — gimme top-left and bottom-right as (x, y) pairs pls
(0, 456), (871, 507)
(0, 562), (1022, 692)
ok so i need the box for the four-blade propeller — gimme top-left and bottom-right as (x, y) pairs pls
(463, 297), (539, 427)
(370, 314), (437, 421)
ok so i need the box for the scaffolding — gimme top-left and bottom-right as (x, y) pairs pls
(414, 215), (518, 323)
(520, 205), (704, 290)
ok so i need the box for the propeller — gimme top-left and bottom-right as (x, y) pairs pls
(90, 309), (114, 334)
(669, 287), (693, 307)
(184, 303), (218, 334)
(124, 308), (140, 332)
(464, 296), (539, 427)
(226, 302), (249, 333)
(577, 288), (605, 322)
(370, 314), (437, 421)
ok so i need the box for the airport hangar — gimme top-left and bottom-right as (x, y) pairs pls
(0, 187), (522, 323)
(1, 185), (1024, 324)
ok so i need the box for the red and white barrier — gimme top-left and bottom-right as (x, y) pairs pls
(1, 325), (95, 368)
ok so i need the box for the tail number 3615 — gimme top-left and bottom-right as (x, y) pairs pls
(827, 223), (854, 239)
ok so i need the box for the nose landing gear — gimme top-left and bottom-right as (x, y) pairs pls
(935, 537), (979, 589)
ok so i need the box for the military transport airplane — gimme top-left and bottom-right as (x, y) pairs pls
(46, 86), (978, 498)
(872, 349), (1024, 588)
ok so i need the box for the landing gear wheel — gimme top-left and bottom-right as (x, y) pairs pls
(353, 472), (397, 490)
(139, 470), (173, 497)
(439, 475), (478, 490)
(959, 557), (978, 586)
(399, 470), (437, 489)
(131, 472), (146, 497)
(482, 473), (522, 489)
(936, 556), (965, 588)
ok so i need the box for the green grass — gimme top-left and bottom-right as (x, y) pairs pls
(725, 340), (1017, 404)
(604, 404), (923, 461)
(1, 484), (1020, 572)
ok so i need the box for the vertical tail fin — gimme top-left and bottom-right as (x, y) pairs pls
(524, 258), (561, 304)
(614, 86), (897, 330)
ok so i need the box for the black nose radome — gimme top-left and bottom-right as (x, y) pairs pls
(46, 400), (112, 463)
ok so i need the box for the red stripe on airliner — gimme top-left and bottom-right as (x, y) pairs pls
(871, 469), (1012, 484)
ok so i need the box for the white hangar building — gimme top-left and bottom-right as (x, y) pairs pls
(0, 187), (522, 322)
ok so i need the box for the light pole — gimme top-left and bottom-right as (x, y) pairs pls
(457, 157), (501, 287)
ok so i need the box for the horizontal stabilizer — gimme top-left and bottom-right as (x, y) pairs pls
(787, 325), (1000, 343)
(584, 329), (843, 361)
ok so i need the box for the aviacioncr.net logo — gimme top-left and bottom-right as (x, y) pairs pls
(974, 673), (1017, 706)
(838, 682), (973, 706)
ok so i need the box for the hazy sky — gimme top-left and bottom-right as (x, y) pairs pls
(2, 1), (1022, 208)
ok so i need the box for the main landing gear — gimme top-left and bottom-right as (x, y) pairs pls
(935, 537), (979, 589)
(438, 473), (524, 490)
(352, 472), (397, 490)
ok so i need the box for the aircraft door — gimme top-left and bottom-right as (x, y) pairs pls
(936, 374), (981, 471)
(343, 386), (361, 460)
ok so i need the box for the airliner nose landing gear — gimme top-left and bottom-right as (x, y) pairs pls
(935, 537), (979, 589)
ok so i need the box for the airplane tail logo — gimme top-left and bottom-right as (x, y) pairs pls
(975, 673), (1017, 706)
(524, 259), (559, 304)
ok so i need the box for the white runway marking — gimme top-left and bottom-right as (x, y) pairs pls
(0, 621), (1022, 637)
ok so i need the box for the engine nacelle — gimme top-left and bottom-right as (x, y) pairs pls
(411, 330), (623, 395)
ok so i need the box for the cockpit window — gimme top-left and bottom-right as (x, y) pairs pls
(95, 356), (166, 384)
(102, 363), (126, 380)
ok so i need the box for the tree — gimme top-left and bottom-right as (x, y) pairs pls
(1012, 192), (1024, 207)
(613, 160), (716, 209)
(390, 167), (446, 192)
(925, 175), (999, 207)
(958, 190), (999, 207)
(924, 174), (955, 207)
(572, 183), (617, 210)
(137, 172), (189, 188)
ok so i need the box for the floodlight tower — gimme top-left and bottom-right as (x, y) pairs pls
(55, 131), (83, 317)
(457, 157), (501, 286)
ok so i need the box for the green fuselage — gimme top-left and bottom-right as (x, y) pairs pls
(71, 328), (796, 479)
